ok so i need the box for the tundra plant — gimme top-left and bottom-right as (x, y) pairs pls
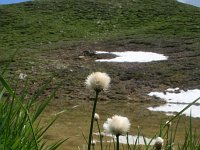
(154, 137), (164, 150)
(0, 75), (66, 150)
(85, 72), (111, 150)
(103, 115), (131, 150)
(84, 71), (200, 150)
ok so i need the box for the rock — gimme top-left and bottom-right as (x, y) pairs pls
(83, 50), (96, 56)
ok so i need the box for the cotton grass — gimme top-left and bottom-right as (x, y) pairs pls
(85, 72), (111, 92)
(103, 115), (131, 136)
(86, 72), (111, 150)
(154, 137), (164, 150)
(94, 113), (100, 121)
(103, 115), (130, 150)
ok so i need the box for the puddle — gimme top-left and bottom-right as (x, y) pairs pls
(95, 51), (168, 62)
(148, 88), (200, 118)
(94, 133), (155, 145)
(177, 0), (200, 7)
(0, 0), (31, 5)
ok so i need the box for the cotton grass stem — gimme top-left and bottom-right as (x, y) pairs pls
(88, 91), (99, 150)
(163, 96), (200, 129)
(96, 120), (103, 150)
(0, 76), (39, 150)
(116, 135), (120, 150)
(86, 72), (110, 150)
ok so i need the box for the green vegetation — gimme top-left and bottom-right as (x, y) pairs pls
(1, 69), (199, 149)
(0, 0), (200, 61)
(0, 75), (66, 149)
(84, 71), (200, 150)
(0, 0), (200, 149)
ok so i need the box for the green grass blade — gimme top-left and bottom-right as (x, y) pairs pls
(32, 89), (56, 122)
(47, 138), (69, 150)
(0, 75), (39, 149)
(0, 88), (6, 100)
(163, 96), (200, 129)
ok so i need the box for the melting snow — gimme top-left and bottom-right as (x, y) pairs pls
(148, 103), (200, 118)
(93, 133), (155, 145)
(95, 51), (168, 62)
(148, 88), (200, 118)
(148, 89), (200, 104)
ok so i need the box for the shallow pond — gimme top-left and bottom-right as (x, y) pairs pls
(96, 51), (168, 62)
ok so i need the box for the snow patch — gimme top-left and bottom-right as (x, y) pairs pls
(93, 133), (155, 145)
(148, 88), (200, 118)
(95, 51), (168, 62)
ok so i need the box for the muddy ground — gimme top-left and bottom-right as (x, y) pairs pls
(9, 37), (200, 101)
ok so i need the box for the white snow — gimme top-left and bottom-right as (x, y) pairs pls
(166, 87), (180, 92)
(93, 132), (155, 145)
(148, 103), (200, 118)
(148, 89), (200, 104)
(117, 135), (155, 145)
(95, 51), (168, 62)
(148, 88), (200, 118)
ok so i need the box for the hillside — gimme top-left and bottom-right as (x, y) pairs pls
(0, 0), (200, 60)
(0, 1), (200, 149)
(0, 0), (200, 99)
(0, 0), (200, 98)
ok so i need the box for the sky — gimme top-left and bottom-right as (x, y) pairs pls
(0, 0), (31, 4)
(0, 0), (200, 7)
(177, 0), (200, 7)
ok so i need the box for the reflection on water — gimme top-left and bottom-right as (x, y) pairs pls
(148, 88), (200, 118)
(95, 51), (168, 62)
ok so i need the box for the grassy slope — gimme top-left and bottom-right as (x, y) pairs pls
(1, 1), (200, 149)
(0, 0), (200, 61)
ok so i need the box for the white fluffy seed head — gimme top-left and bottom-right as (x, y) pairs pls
(103, 115), (131, 136)
(19, 73), (27, 80)
(165, 120), (172, 127)
(94, 113), (100, 121)
(85, 72), (111, 92)
(154, 137), (164, 150)
(100, 132), (105, 138)
(91, 140), (96, 146)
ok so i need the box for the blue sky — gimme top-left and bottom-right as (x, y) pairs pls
(177, 0), (200, 7)
(0, 0), (31, 4)
(0, 0), (200, 7)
